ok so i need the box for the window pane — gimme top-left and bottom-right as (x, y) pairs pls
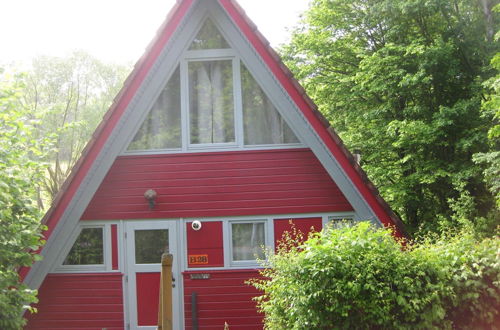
(135, 229), (169, 264)
(241, 63), (299, 145)
(189, 60), (235, 144)
(189, 18), (230, 50)
(328, 217), (355, 229)
(232, 223), (265, 261)
(63, 228), (104, 265)
(127, 66), (181, 151)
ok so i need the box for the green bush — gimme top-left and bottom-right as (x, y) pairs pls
(251, 222), (500, 329)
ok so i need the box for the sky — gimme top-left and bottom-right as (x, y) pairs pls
(0, 0), (310, 65)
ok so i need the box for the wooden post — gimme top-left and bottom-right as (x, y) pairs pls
(157, 253), (173, 330)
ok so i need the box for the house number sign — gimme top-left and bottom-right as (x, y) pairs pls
(189, 273), (210, 280)
(188, 254), (209, 265)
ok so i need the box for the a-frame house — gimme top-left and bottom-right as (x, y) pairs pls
(23, 0), (405, 329)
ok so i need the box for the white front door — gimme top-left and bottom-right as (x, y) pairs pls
(125, 221), (182, 329)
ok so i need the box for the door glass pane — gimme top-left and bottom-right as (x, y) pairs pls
(241, 63), (299, 145)
(189, 18), (230, 50)
(127, 66), (181, 151)
(135, 229), (169, 264)
(231, 222), (265, 261)
(189, 60), (235, 144)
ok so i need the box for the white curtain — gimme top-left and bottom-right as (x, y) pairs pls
(241, 63), (298, 145)
(232, 223), (265, 261)
(189, 60), (234, 144)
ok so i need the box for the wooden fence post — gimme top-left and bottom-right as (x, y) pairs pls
(157, 253), (173, 330)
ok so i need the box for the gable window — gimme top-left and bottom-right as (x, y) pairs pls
(63, 227), (104, 265)
(230, 221), (266, 263)
(125, 18), (300, 154)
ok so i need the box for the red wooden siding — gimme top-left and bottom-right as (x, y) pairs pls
(25, 273), (124, 329)
(82, 149), (353, 220)
(183, 270), (263, 329)
(274, 217), (322, 247)
(187, 221), (224, 268)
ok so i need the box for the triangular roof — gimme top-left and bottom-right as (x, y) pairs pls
(22, 0), (405, 289)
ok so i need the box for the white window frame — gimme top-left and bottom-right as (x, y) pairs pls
(228, 219), (269, 267)
(183, 54), (240, 149)
(54, 222), (114, 273)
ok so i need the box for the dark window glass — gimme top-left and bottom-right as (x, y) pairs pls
(63, 227), (104, 265)
(135, 229), (169, 264)
(329, 218), (355, 229)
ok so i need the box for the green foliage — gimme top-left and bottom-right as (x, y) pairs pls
(17, 51), (129, 208)
(251, 223), (500, 329)
(416, 230), (500, 328)
(474, 3), (500, 209)
(282, 0), (499, 235)
(0, 70), (46, 329)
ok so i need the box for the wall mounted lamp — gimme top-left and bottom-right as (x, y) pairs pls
(144, 189), (158, 209)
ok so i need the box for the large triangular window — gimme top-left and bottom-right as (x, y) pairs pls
(125, 17), (300, 153)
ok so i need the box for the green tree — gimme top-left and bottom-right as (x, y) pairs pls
(282, 0), (499, 235)
(18, 51), (129, 208)
(0, 69), (46, 329)
(475, 4), (500, 209)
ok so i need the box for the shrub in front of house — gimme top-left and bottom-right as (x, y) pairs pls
(250, 222), (499, 329)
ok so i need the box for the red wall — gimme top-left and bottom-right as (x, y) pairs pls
(81, 148), (353, 220)
(183, 270), (263, 329)
(186, 221), (224, 268)
(274, 217), (322, 247)
(25, 273), (124, 329)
